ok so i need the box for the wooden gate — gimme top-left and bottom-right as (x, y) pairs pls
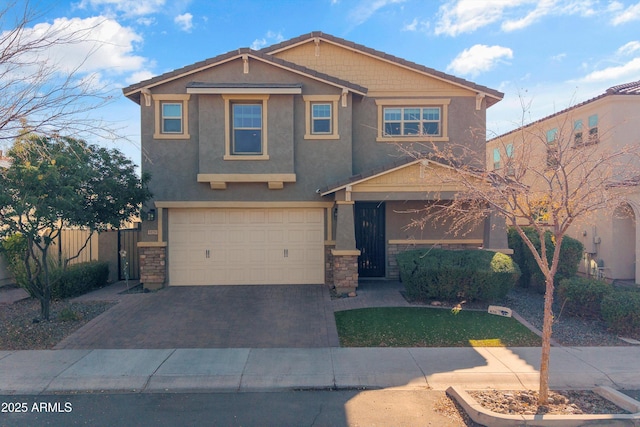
(118, 228), (140, 280)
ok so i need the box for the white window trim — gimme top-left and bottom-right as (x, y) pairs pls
(222, 94), (270, 160)
(303, 95), (340, 140)
(153, 94), (190, 140)
(375, 99), (450, 142)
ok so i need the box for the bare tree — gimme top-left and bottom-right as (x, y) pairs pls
(0, 1), (116, 142)
(408, 102), (640, 404)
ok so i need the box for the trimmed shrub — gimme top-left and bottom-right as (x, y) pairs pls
(0, 233), (32, 291)
(51, 261), (110, 299)
(601, 290), (640, 336)
(557, 277), (612, 319)
(508, 227), (583, 293)
(397, 248), (520, 302)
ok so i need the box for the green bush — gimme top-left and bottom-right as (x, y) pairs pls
(397, 248), (520, 302)
(51, 261), (110, 299)
(0, 234), (31, 289)
(601, 290), (640, 336)
(508, 227), (583, 293)
(557, 277), (612, 319)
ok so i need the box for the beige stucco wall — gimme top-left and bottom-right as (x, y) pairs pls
(487, 92), (640, 283)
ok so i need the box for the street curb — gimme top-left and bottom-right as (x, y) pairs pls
(446, 386), (640, 427)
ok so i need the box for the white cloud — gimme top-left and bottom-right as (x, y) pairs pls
(447, 44), (513, 77)
(348, 0), (406, 25)
(126, 70), (155, 84)
(76, 0), (166, 17)
(402, 18), (430, 32)
(501, 0), (556, 31)
(611, 1), (640, 25)
(174, 13), (193, 32)
(435, 0), (528, 36)
(618, 41), (640, 56)
(435, 0), (597, 36)
(250, 31), (284, 50)
(551, 53), (567, 62)
(578, 57), (640, 83)
(1, 15), (149, 88)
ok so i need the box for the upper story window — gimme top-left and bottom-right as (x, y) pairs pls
(303, 95), (340, 140)
(375, 99), (450, 143)
(232, 103), (262, 154)
(546, 128), (558, 144)
(153, 94), (190, 140)
(222, 94), (270, 160)
(573, 119), (583, 145)
(493, 148), (501, 170)
(312, 104), (332, 134)
(162, 103), (183, 133)
(588, 114), (599, 142)
(505, 143), (515, 176)
(383, 107), (441, 137)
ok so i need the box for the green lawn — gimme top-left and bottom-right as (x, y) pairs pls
(335, 307), (542, 347)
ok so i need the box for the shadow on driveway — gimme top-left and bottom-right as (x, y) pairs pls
(55, 285), (339, 349)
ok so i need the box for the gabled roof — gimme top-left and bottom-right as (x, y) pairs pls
(122, 47), (367, 104)
(122, 31), (503, 106)
(489, 79), (640, 142)
(262, 31), (503, 107)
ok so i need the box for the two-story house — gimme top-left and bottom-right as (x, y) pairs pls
(487, 80), (640, 284)
(123, 32), (507, 293)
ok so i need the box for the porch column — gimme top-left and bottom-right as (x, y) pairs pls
(138, 242), (167, 290)
(331, 200), (360, 295)
(483, 210), (512, 254)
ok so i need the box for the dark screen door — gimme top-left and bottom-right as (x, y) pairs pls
(355, 202), (385, 277)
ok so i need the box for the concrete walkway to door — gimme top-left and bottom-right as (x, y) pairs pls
(55, 284), (339, 349)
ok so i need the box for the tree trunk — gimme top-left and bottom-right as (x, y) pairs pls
(538, 274), (555, 404)
(40, 247), (51, 321)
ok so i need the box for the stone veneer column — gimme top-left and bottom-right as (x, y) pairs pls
(138, 242), (167, 290)
(332, 200), (360, 295)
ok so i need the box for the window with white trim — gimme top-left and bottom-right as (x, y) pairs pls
(161, 103), (183, 133)
(383, 107), (441, 136)
(222, 94), (269, 160)
(375, 99), (450, 142)
(153, 94), (190, 139)
(232, 103), (262, 154)
(303, 95), (340, 140)
(588, 114), (599, 142)
(312, 103), (332, 134)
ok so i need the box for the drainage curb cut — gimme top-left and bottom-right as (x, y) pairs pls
(446, 386), (640, 427)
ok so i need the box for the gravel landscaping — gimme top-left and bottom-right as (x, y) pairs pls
(0, 292), (114, 350)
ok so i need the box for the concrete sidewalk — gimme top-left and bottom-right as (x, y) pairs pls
(1, 346), (639, 394)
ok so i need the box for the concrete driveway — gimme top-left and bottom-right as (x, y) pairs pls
(55, 284), (340, 349)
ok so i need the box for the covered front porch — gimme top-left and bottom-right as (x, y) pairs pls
(320, 158), (510, 294)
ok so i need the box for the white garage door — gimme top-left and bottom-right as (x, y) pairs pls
(168, 208), (325, 285)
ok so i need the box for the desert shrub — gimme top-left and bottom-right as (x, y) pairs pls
(0, 234), (29, 288)
(51, 261), (110, 299)
(508, 227), (583, 293)
(397, 248), (520, 302)
(557, 277), (612, 319)
(601, 290), (640, 336)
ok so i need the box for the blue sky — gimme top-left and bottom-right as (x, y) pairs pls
(4, 0), (640, 166)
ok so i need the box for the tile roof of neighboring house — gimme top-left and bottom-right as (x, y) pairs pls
(122, 47), (367, 104)
(261, 31), (503, 106)
(489, 79), (640, 142)
(122, 31), (502, 106)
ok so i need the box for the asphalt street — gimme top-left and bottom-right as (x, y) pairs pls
(0, 390), (474, 427)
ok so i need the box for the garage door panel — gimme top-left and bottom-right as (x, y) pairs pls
(169, 208), (325, 285)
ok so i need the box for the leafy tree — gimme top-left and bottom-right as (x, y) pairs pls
(409, 104), (640, 404)
(0, 133), (151, 319)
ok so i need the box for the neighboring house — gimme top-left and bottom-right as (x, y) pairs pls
(122, 31), (507, 293)
(487, 80), (640, 284)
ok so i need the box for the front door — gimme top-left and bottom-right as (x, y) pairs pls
(355, 202), (385, 277)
